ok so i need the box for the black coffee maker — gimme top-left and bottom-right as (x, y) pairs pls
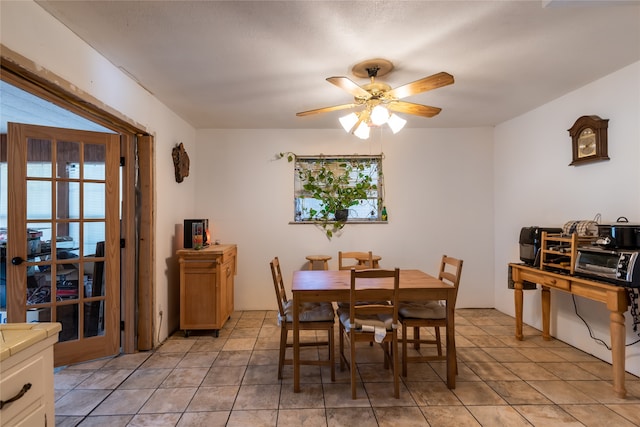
(519, 226), (562, 266)
(508, 226), (563, 290)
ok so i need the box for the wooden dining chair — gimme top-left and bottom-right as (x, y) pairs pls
(338, 268), (400, 399)
(338, 251), (374, 270)
(399, 255), (463, 377)
(270, 257), (336, 381)
(337, 251), (386, 315)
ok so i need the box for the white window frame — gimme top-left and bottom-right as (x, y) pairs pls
(292, 155), (384, 223)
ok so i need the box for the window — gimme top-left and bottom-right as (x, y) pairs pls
(293, 155), (384, 222)
(1, 161), (108, 255)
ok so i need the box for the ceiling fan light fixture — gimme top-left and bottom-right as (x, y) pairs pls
(370, 105), (390, 126)
(387, 113), (407, 134)
(353, 120), (370, 139)
(339, 112), (359, 132)
(297, 59), (453, 139)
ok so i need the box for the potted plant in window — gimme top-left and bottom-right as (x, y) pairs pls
(279, 153), (378, 239)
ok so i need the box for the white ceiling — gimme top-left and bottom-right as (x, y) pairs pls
(26, 1), (640, 130)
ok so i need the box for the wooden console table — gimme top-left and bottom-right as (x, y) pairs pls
(510, 263), (629, 398)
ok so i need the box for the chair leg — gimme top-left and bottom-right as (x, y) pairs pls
(278, 326), (288, 380)
(382, 341), (389, 370)
(413, 326), (420, 350)
(350, 334), (357, 399)
(435, 326), (442, 356)
(452, 335), (458, 375)
(382, 335), (400, 398)
(339, 323), (346, 371)
(402, 323), (408, 377)
(392, 334), (399, 399)
(329, 326), (335, 381)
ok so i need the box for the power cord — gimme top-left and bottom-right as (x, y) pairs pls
(625, 288), (640, 346)
(572, 289), (640, 349)
(157, 309), (163, 344)
(572, 294), (611, 350)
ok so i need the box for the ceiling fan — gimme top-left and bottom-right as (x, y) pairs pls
(296, 58), (454, 136)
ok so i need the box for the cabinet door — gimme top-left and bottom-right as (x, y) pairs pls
(180, 260), (217, 329)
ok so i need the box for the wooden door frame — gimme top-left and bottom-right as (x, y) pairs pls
(1, 45), (155, 352)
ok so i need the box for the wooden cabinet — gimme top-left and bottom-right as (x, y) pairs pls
(177, 244), (237, 337)
(0, 323), (61, 427)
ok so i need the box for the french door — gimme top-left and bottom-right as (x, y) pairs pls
(6, 123), (121, 366)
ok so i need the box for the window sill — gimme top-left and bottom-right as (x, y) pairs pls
(289, 220), (388, 225)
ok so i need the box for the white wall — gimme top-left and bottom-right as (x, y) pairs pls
(195, 127), (495, 311)
(1, 1), (198, 342)
(494, 61), (640, 374)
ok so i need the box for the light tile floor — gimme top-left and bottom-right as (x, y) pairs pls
(54, 309), (640, 426)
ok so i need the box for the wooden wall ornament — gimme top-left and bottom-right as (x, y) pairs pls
(172, 142), (190, 182)
(568, 115), (609, 166)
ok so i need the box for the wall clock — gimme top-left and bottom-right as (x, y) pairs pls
(568, 115), (609, 165)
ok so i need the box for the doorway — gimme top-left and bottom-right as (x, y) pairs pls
(1, 62), (155, 365)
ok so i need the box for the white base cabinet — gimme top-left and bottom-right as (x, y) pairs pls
(0, 323), (61, 427)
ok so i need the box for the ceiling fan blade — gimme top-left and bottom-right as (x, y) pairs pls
(387, 101), (442, 118)
(386, 72), (454, 100)
(326, 76), (371, 99)
(296, 103), (359, 117)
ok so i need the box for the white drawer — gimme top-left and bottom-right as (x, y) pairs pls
(0, 355), (44, 426)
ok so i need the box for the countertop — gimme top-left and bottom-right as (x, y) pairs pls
(0, 323), (62, 362)
(176, 243), (236, 254)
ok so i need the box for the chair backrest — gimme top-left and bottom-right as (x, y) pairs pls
(339, 251), (373, 270)
(270, 257), (288, 317)
(438, 255), (463, 303)
(348, 268), (400, 327)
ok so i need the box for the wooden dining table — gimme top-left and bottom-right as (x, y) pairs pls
(291, 269), (457, 392)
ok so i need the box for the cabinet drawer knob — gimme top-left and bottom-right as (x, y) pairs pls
(0, 383), (32, 409)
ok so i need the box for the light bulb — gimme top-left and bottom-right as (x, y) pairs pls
(339, 112), (359, 132)
(370, 105), (389, 126)
(353, 121), (370, 139)
(387, 113), (407, 134)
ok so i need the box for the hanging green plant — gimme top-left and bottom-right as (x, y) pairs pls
(278, 152), (379, 239)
